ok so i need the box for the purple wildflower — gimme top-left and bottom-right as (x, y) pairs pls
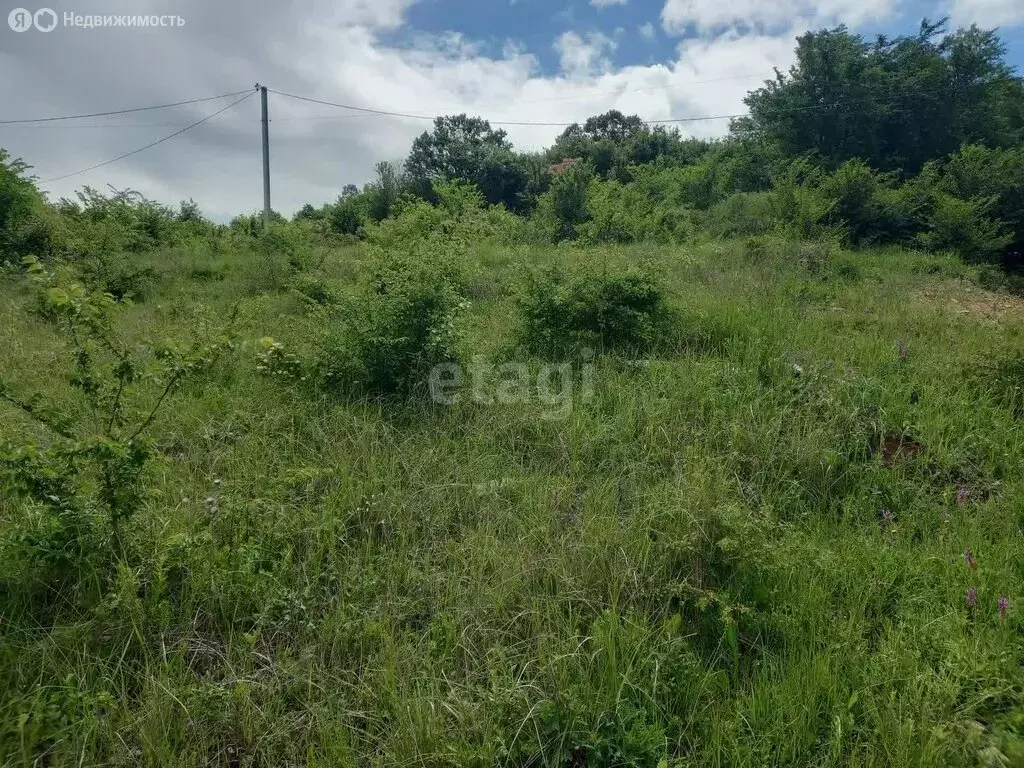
(965, 548), (978, 571)
(967, 588), (977, 608)
(957, 485), (970, 505)
(999, 596), (1009, 623)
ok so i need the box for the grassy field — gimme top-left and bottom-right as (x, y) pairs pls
(2, 235), (1023, 766)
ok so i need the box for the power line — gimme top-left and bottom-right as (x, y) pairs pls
(266, 88), (741, 126)
(432, 71), (774, 111)
(0, 89), (253, 126)
(258, 73), (774, 125)
(1, 122), (202, 130)
(39, 90), (256, 185)
(266, 87), (874, 128)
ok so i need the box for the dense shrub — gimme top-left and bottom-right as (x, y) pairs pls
(518, 262), (669, 355)
(0, 150), (53, 263)
(75, 251), (158, 301)
(312, 245), (466, 397)
(916, 193), (1011, 263)
(939, 144), (1024, 264)
(326, 194), (366, 236)
(534, 163), (594, 242)
(818, 160), (908, 245)
(580, 178), (694, 244)
(705, 192), (779, 238)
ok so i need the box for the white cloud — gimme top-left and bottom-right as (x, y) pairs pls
(948, 0), (1024, 26)
(553, 31), (618, 77)
(639, 22), (656, 40)
(591, 0), (629, 7)
(326, 0), (421, 30)
(1, 0), (806, 219)
(661, 0), (895, 34)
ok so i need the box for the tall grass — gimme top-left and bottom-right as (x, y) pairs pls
(1, 236), (1022, 766)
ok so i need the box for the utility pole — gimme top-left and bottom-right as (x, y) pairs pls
(258, 84), (271, 228)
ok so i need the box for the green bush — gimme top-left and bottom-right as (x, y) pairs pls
(326, 194), (366, 236)
(916, 193), (1011, 263)
(0, 150), (53, 263)
(75, 252), (158, 301)
(818, 159), (910, 245)
(290, 274), (339, 307)
(534, 163), (593, 242)
(978, 264), (1024, 296)
(705, 192), (779, 238)
(579, 178), (693, 244)
(1, 258), (234, 617)
(517, 262), (669, 356)
(312, 245), (466, 397)
(55, 187), (183, 254)
(940, 144), (1024, 264)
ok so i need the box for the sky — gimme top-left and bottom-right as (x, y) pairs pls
(1, 0), (1023, 220)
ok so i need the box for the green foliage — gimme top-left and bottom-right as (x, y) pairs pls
(534, 162), (594, 242)
(404, 114), (528, 210)
(0, 150), (53, 263)
(56, 187), (179, 253)
(939, 143), (1024, 263)
(517, 261), (668, 355)
(317, 193), (366, 236)
(740, 21), (1024, 174)
(917, 193), (1011, 261)
(818, 159), (909, 245)
(75, 251), (158, 300)
(581, 177), (694, 244)
(310, 244), (467, 397)
(705, 192), (780, 238)
(0, 257), (234, 616)
(290, 273), (339, 307)
(364, 161), (404, 222)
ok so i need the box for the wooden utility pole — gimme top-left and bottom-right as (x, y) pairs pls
(259, 84), (271, 228)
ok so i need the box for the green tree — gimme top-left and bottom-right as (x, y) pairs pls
(0, 149), (48, 260)
(404, 114), (524, 208)
(536, 162), (594, 241)
(364, 161), (402, 222)
(738, 21), (1024, 175)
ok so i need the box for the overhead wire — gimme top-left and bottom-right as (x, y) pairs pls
(38, 90), (256, 184)
(0, 74), (776, 129)
(28, 76), (946, 186)
(0, 89), (254, 125)
(266, 87), (744, 126)
(265, 87), (885, 128)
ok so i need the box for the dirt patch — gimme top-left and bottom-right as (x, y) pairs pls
(917, 285), (1024, 324)
(880, 436), (925, 467)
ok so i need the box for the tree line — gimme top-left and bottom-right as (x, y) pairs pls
(293, 20), (1024, 266)
(1, 19), (1023, 271)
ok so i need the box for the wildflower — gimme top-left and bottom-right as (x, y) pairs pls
(965, 547), (978, 571)
(897, 340), (908, 360)
(881, 508), (894, 526)
(999, 596), (1009, 623)
(966, 587), (977, 607)
(956, 485), (969, 505)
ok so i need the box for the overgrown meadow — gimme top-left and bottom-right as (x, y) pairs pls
(3, 18), (1024, 767)
(2, 191), (1024, 766)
